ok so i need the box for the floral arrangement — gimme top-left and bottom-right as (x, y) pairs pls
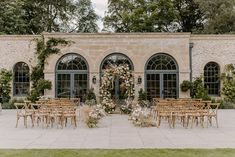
(81, 104), (106, 128)
(100, 64), (135, 113)
(130, 104), (155, 127)
(120, 98), (133, 114)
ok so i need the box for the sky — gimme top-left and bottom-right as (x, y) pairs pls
(91, 0), (108, 30)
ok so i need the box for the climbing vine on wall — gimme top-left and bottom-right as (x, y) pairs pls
(221, 64), (235, 102)
(0, 69), (12, 103)
(28, 36), (71, 101)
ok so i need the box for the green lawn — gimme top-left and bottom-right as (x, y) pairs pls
(0, 149), (235, 157)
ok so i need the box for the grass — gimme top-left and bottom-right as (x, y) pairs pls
(0, 149), (235, 157)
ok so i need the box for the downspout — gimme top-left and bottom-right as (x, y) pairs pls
(189, 42), (194, 97)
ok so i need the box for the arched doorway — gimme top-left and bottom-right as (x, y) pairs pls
(56, 53), (89, 101)
(145, 53), (179, 100)
(100, 53), (134, 100)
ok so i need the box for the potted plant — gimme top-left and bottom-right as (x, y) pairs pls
(180, 80), (192, 92)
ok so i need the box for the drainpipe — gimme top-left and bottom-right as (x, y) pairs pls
(189, 42), (194, 97)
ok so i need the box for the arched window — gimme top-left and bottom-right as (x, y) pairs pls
(204, 62), (220, 95)
(13, 62), (30, 96)
(101, 53), (134, 71)
(145, 53), (178, 100)
(56, 53), (89, 100)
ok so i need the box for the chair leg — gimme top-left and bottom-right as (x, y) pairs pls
(215, 116), (219, 128)
(24, 117), (27, 128)
(31, 115), (34, 127)
(16, 116), (19, 128)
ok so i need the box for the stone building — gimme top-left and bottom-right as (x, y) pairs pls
(0, 33), (235, 101)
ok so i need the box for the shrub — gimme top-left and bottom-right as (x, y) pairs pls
(221, 64), (235, 102)
(138, 88), (147, 102)
(2, 98), (24, 109)
(0, 69), (12, 103)
(86, 88), (96, 101)
(191, 76), (211, 100)
(180, 80), (192, 92)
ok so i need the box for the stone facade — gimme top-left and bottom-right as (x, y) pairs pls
(0, 33), (234, 100)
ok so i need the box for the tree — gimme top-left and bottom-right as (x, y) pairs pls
(104, 0), (176, 32)
(22, 0), (76, 34)
(0, 0), (28, 34)
(65, 0), (99, 33)
(0, 0), (99, 34)
(173, 0), (204, 32)
(197, 0), (235, 34)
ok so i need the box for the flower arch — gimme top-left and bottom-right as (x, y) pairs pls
(100, 64), (135, 112)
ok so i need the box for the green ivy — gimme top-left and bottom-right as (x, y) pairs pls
(0, 69), (12, 103)
(28, 36), (71, 102)
(191, 76), (211, 100)
(221, 64), (235, 102)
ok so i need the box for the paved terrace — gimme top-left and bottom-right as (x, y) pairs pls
(0, 109), (235, 149)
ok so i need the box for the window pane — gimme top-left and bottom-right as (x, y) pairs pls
(204, 62), (220, 95)
(14, 62), (30, 96)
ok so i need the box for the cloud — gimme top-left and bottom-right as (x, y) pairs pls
(91, 0), (108, 30)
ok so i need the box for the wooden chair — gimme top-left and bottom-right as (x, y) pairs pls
(48, 106), (63, 128)
(62, 106), (77, 128)
(15, 103), (34, 128)
(34, 104), (50, 128)
(155, 102), (172, 128)
(205, 103), (220, 128)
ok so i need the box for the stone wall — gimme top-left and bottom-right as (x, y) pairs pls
(43, 33), (191, 99)
(1, 33), (234, 100)
(0, 35), (38, 97)
(191, 35), (235, 78)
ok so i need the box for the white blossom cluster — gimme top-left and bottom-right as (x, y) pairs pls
(100, 64), (135, 112)
(130, 104), (155, 127)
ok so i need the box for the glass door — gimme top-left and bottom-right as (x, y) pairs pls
(74, 74), (88, 102)
(163, 74), (177, 98)
(146, 74), (161, 100)
(57, 73), (88, 101)
(57, 74), (71, 98)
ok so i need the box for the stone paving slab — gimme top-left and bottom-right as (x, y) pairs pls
(0, 109), (235, 149)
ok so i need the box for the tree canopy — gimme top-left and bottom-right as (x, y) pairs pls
(104, 0), (235, 34)
(0, 0), (99, 34)
(1, 0), (235, 34)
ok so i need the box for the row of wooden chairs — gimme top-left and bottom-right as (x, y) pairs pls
(151, 99), (220, 128)
(15, 99), (78, 128)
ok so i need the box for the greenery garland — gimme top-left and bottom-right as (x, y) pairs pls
(222, 64), (235, 102)
(0, 69), (12, 103)
(100, 64), (135, 113)
(28, 36), (71, 101)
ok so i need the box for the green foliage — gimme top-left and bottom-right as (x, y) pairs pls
(36, 80), (52, 94)
(1, 98), (24, 109)
(0, 0), (28, 34)
(0, 0), (99, 34)
(104, 0), (176, 32)
(28, 37), (71, 102)
(86, 88), (96, 101)
(0, 69), (12, 103)
(221, 64), (235, 102)
(174, 0), (204, 32)
(27, 89), (40, 102)
(197, 0), (235, 34)
(191, 76), (211, 100)
(62, 0), (99, 33)
(180, 80), (192, 92)
(138, 88), (147, 102)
